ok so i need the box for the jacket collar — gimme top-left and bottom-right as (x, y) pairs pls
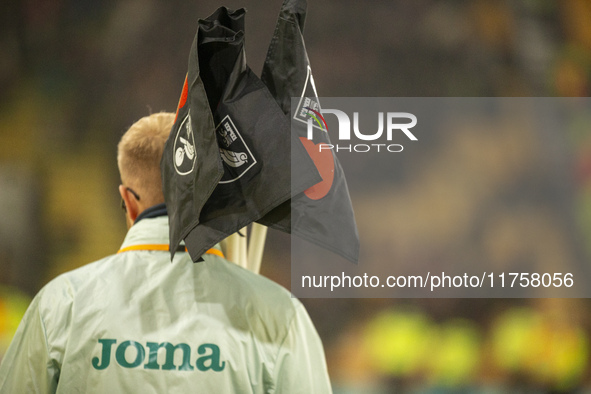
(120, 215), (171, 251)
(120, 207), (222, 260)
(134, 203), (167, 224)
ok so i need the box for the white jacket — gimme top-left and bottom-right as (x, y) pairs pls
(0, 216), (332, 393)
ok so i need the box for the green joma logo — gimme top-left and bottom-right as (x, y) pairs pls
(92, 339), (225, 372)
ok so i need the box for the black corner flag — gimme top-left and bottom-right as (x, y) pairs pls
(161, 6), (321, 261)
(258, 0), (360, 264)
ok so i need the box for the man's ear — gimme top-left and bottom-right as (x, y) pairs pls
(119, 185), (140, 226)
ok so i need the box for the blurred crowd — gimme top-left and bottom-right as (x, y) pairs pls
(2, 0), (591, 392)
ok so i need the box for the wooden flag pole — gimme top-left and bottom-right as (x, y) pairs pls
(247, 223), (268, 274)
(219, 237), (228, 257)
(238, 226), (248, 269)
(223, 225), (266, 273)
(225, 232), (242, 267)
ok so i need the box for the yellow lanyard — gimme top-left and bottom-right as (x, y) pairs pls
(117, 244), (224, 259)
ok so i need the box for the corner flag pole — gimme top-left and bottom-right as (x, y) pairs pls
(238, 226), (248, 268)
(224, 232), (242, 268)
(247, 223), (267, 274)
(224, 226), (253, 270)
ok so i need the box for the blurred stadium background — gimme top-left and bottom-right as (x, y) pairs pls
(1, 0), (591, 392)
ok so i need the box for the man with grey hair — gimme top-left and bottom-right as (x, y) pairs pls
(0, 112), (332, 393)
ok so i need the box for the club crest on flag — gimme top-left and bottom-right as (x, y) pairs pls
(293, 66), (323, 131)
(173, 112), (197, 176)
(216, 115), (257, 184)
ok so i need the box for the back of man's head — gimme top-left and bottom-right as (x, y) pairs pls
(117, 112), (175, 207)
